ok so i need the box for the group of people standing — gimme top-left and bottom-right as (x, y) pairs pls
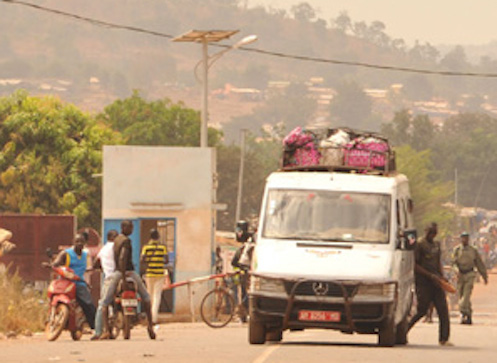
(52, 220), (170, 340)
(407, 223), (489, 346)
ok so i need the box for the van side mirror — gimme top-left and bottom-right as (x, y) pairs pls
(398, 229), (417, 250)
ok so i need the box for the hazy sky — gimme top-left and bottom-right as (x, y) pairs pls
(249, 0), (497, 46)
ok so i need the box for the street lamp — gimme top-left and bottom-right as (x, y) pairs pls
(173, 30), (258, 147)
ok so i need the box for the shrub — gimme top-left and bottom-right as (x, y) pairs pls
(0, 264), (47, 334)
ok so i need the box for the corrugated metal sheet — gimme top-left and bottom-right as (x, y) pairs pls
(0, 214), (76, 281)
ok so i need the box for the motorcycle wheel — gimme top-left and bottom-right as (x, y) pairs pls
(71, 329), (83, 341)
(45, 304), (69, 341)
(123, 314), (131, 340)
(109, 310), (124, 339)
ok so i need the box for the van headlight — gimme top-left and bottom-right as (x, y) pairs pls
(356, 283), (395, 298)
(251, 276), (286, 294)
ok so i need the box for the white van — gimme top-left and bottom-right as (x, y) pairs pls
(248, 168), (416, 346)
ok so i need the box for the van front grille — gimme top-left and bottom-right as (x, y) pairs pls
(284, 281), (358, 298)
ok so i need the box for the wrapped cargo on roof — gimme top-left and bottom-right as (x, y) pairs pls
(281, 127), (396, 174)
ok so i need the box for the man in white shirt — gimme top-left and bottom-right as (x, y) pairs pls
(91, 229), (120, 340)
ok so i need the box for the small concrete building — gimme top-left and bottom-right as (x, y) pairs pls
(102, 145), (218, 316)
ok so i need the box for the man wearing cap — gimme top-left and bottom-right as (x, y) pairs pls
(452, 232), (488, 324)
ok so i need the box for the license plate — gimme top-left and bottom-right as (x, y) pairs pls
(121, 299), (138, 307)
(298, 310), (341, 322)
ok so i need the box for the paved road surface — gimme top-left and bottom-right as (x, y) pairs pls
(2, 272), (497, 363)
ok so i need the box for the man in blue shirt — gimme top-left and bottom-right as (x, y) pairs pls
(53, 233), (96, 330)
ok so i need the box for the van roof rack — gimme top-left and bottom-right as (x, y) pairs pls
(281, 127), (396, 175)
(280, 162), (395, 175)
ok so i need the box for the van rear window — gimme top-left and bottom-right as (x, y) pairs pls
(262, 189), (390, 244)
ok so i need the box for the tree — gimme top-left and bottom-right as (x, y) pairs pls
(216, 131), (280, 231)
(381, 109), (411, 146)
(352, 21), (368, 39)
(333, 11), (352, 34)
(97, 90), (223, 147)
(368, 21), (390, 47)
(431, 113), (497, 211)
(411, 114), (435, 150)
(290, 2), (316, 22)
(395, 145), (455, 236)
(440, 45), (470, 71)
(329, 80), (372, 128)
(381, 110), (436, 150)
(0, 90), (122, 228)
(408, 41), (440, 64)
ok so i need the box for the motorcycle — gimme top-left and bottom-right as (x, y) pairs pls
(112, 272), (141, 340)
(43, 251), (89, 341)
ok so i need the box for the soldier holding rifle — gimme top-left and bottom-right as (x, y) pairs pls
(408, 222), (453, 346)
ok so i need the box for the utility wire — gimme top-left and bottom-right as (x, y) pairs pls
(3, 0), (497, 78)
(1, 0), (174, 39)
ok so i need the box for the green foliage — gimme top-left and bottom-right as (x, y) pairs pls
(2, 0), (497, 109)
(382, 110), (497, 235)
(0, 90), (122, 228)
(291, 2), (317, 22)
(216, 131), (280, 231)
(395, 145), (455, 236)
(97, 90), (223, 147)
(432, 113), (497, 210)
(381, 109), (435, 150)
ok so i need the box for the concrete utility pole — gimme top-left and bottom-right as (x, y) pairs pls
(235, 129), (247, 224)
(200, 39), (209, 148)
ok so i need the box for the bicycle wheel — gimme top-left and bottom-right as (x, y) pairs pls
(200, 288), (235, 328)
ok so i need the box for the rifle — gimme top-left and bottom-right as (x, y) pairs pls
(415, 264), (456, 294)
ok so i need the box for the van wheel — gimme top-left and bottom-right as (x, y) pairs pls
(395, 315), (409, 345)
(249, 318), (266, 344)
(378, 317), (396, 347)
(266, 329), (282, 342)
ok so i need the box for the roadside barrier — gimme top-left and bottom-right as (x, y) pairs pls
(163, 272), (231, 322)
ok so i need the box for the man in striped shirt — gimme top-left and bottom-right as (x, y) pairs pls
(140, 228), (169, 325)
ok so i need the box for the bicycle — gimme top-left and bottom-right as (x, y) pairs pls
(200, 271), (248, 328)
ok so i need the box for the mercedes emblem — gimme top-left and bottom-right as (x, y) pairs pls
(312, 282), (329, 296)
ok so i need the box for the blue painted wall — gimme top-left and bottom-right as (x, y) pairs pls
(103, 219), (140, 274)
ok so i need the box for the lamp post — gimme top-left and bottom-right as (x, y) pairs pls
(173, 30), (258, 147)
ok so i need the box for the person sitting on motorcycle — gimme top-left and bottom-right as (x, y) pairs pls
(52, 233), (96, 330)
(91, 229), (120, 340)
(114, 220), (156, 339)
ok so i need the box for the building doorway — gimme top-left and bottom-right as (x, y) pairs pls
(139, 218), (176, 313)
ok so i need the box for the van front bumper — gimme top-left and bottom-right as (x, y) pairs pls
(249, 274), (398, 333)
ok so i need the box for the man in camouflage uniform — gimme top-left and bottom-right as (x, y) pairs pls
(452, 231), (488, 325)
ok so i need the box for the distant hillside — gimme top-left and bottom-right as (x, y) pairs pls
(1, 0), (497, 114)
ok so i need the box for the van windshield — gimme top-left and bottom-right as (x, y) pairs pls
(262, 189), (390, 243)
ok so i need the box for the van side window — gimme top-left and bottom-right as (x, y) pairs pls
(406, 198), (414, 228)
(401, 199), (408, 229)
(396, 200), (401, 229)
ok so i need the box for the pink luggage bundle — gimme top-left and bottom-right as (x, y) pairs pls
(281, 127), (394, 172)
(343, 137), (390, 168)
(282, 127), (321, 167)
